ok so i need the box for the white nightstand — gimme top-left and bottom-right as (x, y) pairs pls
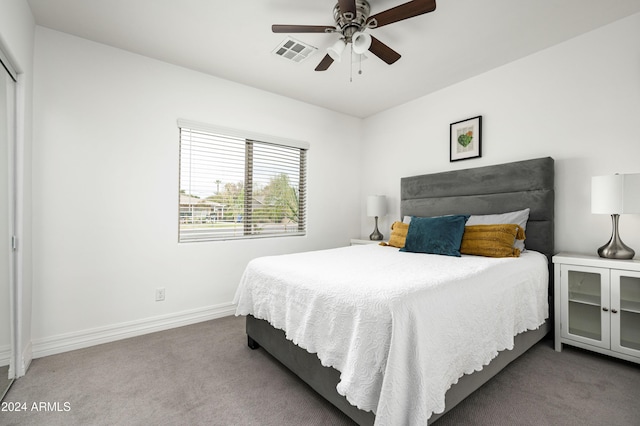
(350, 239), (382, 246)
(553, 252), (640, 364)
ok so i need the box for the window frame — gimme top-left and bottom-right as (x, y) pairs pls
(177, 120), (309, 243)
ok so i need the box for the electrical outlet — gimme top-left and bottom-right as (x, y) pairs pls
(155, 287), (165, 302)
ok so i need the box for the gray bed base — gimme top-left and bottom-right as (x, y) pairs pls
(247, 316), (549, 425)
(244, 157), (555, 424)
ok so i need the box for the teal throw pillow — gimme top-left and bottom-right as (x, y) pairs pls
(400, 215), (469, 257)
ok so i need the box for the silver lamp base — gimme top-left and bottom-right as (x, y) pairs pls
(369, 216), (383, 241)
(598, 214), (635, 259)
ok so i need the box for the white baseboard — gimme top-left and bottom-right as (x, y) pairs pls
(32, 303), (237, 359)
(1, 341), (31, 378)
(19, 341), (32, 377)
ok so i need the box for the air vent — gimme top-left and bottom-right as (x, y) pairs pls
(272, 37), (317, 63)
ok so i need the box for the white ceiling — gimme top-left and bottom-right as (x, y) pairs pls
(26, 0), (640, 118)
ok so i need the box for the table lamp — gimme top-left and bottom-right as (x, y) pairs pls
(367, 195), (387, 241)
(591, 173), (640, 259)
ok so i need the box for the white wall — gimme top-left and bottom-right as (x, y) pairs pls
(31, 28), (362, 353)
(0, 0), (35, 376)
(360, 12), (640, 257)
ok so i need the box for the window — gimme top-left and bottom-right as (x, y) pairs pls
(178, 120), (308, 242)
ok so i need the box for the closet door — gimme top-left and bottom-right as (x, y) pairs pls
(0, 53), (16, 390)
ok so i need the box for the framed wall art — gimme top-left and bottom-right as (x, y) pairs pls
(450, 115), (482, 162)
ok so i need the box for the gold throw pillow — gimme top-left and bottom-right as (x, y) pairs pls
(380, 221), (410, 248)
(460, 224), (524, 258)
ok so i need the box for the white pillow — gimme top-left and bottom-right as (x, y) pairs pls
(466, 208), (530, 251)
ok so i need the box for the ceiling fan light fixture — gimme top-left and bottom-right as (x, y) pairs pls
(327, 39), (347, 62)
(352, 31), (372, 54)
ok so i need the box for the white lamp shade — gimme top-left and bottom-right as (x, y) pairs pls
(352, 32), (372, 55)
(367, 195), (387, 217)
(591, 174), (640, 214)
(327, 39), (346, 62)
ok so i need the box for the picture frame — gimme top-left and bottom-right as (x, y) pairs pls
(450, 116), (482, 162)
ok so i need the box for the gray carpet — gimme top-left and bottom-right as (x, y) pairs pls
(2, 315), (639, 425)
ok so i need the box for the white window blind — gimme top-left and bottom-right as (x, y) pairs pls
(178, 122), (307, 242)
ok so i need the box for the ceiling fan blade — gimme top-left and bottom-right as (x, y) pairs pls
(272, 24), (335, 33)
(338, 0), (357, 17)
(315, 54), (335, 71)
(368, 0), (436, 28)
(368, 36), (401, 65)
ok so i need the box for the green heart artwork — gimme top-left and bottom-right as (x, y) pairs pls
(458, 131), (473, 148)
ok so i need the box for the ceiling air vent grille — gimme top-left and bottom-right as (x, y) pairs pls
(272, 37), (317, 63)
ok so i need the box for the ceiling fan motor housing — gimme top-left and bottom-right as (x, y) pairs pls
(333, 0), (371, 41)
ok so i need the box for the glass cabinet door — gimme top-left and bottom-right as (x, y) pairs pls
(611, 270), (640, 357)
(561, 265), (610, 349)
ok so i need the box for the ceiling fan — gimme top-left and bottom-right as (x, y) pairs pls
(272, 0), (437, 71)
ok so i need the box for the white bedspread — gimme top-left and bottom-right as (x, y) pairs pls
(234, 244), (548, 425)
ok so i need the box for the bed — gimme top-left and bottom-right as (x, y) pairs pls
(235, 157), (554, 425)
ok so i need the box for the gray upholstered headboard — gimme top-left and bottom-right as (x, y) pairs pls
(400, 157), (554, 259)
